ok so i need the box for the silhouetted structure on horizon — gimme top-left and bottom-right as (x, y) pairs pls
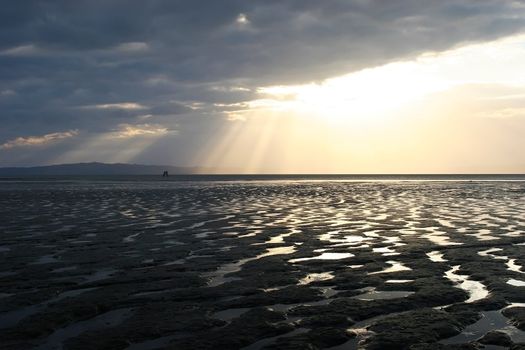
(162, 170), (169, 177)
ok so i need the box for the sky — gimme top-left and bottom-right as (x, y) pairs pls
(1, 0), (525, 173)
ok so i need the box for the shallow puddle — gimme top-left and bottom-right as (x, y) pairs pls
(206, 246), (296, 287)
(369, 260), (411, 275)
(264, 229), (299, 244)
(441, 307), (525, 344)
(206, 261), (246, 287)
(319, 232), (371, 245)
(386, 279), (413, 284)
(422, 229), (463, 246)
(426, 251), (447, 262)
(258, 246), (296, 258)
(507, 259), (524, 273)
(289, 252), (354, 263)
(444, 265), (489, 303)
(212, 307), (250, 322)
(373, 246), (398, 255)
(507, 278), (525, 287)
(478, 248), (524, 274)
(81, 269), (118, 284)
(298, 272), (334, 285)
(352, 289), (414, 301)
(123, 232), (141, 243)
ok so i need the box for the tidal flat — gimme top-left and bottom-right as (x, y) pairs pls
(1, 177), (525, 349)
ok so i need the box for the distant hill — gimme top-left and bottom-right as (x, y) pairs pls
(0, 162), (207, 176)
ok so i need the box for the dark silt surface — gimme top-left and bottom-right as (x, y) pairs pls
(0, 175), (525, 349)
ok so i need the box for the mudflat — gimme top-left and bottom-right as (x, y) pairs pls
(1, 177), (525, 349)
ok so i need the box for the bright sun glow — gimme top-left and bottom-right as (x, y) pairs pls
(257, 62), (453, 120)
(226, 34), (525, 123)
(198, 34), (525, 173)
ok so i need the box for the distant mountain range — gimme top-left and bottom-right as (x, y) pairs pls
(0, 162), (213, 176)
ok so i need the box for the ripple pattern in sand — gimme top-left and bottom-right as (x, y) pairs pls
(0, 180), (524, 349)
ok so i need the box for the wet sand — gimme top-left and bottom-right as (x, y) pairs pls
(1, 178), (525, 349)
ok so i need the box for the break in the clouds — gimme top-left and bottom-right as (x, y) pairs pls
(1, 1), (525, 171)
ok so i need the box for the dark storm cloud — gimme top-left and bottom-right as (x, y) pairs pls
(1, 0), (525, 165)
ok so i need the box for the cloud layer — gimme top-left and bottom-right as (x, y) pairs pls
(1, 1), (525, 168)
(0, 130), (78, 150)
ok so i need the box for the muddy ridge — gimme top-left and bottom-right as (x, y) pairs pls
(0, 180), (524, 349)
